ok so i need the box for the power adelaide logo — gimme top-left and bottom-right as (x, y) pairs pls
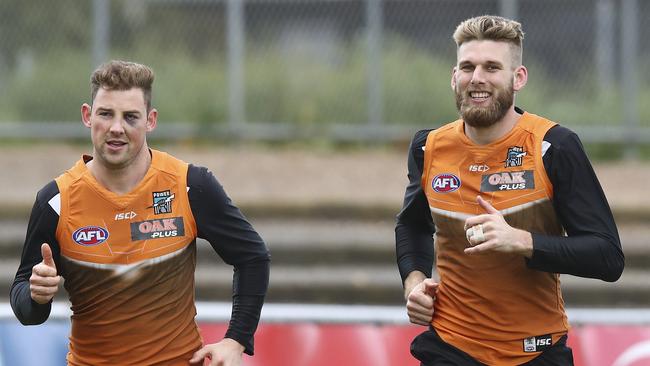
(504, 146), (526, 168)
(130, 217), (185, 241)
(150, 190), (174, 215)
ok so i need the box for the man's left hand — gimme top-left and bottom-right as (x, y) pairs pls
(463, 196), (533, 258)
(189, 338), (245, 366)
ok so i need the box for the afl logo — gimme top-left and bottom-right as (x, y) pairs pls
(72, 226), (109, 246)
(432, 173), (461, 193)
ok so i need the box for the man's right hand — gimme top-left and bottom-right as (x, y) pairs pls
(30, 243), (60, 304)
(405, 273), (439, 326)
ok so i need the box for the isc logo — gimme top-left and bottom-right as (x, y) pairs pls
(469, 164), (489, 172)
(432, 174), (461, 193)
(72, 226), (109, 246)
(115, 211), (137, 221)
(523, 334), (552, 353)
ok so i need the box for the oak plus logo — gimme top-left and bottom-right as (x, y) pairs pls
(72, 226), (109, 246)
(432, 173), (461, 193)
(481, 170), (535, 192)
(130, 217), (185, 241)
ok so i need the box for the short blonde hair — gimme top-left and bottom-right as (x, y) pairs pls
(90, 60), (155, 111)
(453, 15), (524, 66)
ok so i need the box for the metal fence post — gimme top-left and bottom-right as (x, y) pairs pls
(621, 0), (639, 159)
(92, 0), (109, 68)
(228, 0), (246, 129)
(366, 0), (383, 126)
(596, 0), (615, 93)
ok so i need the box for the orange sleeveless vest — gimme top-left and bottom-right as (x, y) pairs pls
(421, 113), (568, 365)
(55, 150), (201, 365)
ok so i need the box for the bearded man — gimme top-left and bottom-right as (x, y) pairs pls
(395, 15), (623, 366)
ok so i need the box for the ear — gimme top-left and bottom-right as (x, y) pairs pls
(513, 65), (528, 92)
(81, 103), (92, 128)
(450, 66), (458, 90)
(146, 108), (158, 133)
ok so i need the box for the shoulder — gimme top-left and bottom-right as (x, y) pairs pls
(544, 124), (579, 146)
(30, 180), (61, 220)
(410, 124), (460, 148)
(515, 108), (577, 146)
(151, 150), (190, 178)
(540, 124), (593, 182)
(408, 129), (435, 166)
(542, 124), (587, 161)
(187, 164), (212, 181)
(410, 117), (462, 146)
(411, 120), (463, 156)
(410, 129), (434, 150)
(187, 164), (224, 191)
(186, 165), (234, 213)
(36, 180), (60, 206)
(55, 158), (88, 189)
(416, 120), (463, 147)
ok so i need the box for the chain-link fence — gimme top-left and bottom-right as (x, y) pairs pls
(0, 0), (648, 149)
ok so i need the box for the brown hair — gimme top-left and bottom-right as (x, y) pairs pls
(90, 60), (155, 111)
(453, 15), (524, 66)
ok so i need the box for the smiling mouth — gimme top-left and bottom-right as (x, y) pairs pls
(465, 91), (492, 105)
(469, 90), (491, 100)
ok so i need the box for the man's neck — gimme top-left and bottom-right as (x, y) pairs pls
(464, 107), (522, 145)
(87, 149), (152, 195)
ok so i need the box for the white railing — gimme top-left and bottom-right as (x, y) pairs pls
(3, 302), (650, 325)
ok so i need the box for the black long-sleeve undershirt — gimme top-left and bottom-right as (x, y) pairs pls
(395, 117), (624, 284)
(10, 180), (60, 325)
(10, 164), (270, 356)
(187, 165), (270, 355)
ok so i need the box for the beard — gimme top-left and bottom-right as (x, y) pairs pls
(455, 80), (514, 128)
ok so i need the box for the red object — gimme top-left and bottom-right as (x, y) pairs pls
(198, 322), (650, 366)
(575, 325), (650, 366)
(199, 323), (229, 344)
(199, 323), (421, 366)
(245, 323), (320, 366)
(567, 328), (584, 366)
(380, 324), (423, 366)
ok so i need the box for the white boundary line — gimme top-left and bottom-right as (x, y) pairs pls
(3, 302), (650, 325)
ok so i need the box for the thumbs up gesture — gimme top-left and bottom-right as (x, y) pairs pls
(30, 243), (61, 304)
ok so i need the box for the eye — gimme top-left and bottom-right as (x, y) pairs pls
(124, 113), (138, 123)
(98, 111), (112, 117)
(460, 65), (474, 72)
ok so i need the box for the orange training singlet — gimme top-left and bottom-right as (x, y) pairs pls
(421, 112), (568, 365)
(54, 150), (201, 365)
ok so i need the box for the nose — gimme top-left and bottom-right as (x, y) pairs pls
(108, 118), (125, 135)
(470, 67), (486, 85)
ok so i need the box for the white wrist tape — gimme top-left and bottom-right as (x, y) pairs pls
(466, 224), (485, 245)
